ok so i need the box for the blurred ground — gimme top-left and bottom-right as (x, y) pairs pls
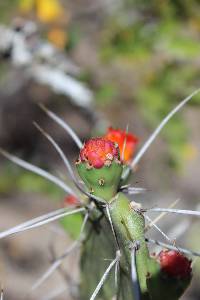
(0, 0), (200, 299)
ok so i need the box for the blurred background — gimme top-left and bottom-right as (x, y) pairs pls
(0, 0), (200, 299)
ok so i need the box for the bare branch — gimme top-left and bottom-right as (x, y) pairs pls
(31, 65), (93, 107)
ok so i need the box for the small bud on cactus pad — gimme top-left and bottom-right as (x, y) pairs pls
(64, 195), (79, 206)
(76, 138), (123, 201)
(104, 127), (138, 162)
(159, 250), (192, 278)
(79, 137), (120, 168)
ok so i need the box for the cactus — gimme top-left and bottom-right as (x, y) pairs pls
(0, 89), (200, 299)
(75, 137), (192, 300)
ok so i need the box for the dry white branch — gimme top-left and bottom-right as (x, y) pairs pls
(31, 65), (93, 107)
(0, 23), (93, 107)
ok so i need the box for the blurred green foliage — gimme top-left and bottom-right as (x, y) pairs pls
(0, 0), (19, 22)
(100, 0), (200, 167)
(0, 163), (64, 198)
(96, 83), (118, 107)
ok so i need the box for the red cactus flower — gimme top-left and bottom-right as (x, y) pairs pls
(79, 137), (120, 169)
(64, 195), (79, 206)
(159, 250), (192, 279)
(104, 127), (138, 162)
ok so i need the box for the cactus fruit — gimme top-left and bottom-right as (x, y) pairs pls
(79, 137), (120, 169)
(104, 127), (139, 162)
(159, 250), (192, 279)
(64, 194), (79, 206)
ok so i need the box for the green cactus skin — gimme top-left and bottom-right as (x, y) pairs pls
(76, 161), (123, 201)
(109, 192), (158, 300)
(76, 161), (192, 300)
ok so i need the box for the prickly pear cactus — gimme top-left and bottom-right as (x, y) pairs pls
(0, 90), (199, 300)
(76, 136), (192, 300)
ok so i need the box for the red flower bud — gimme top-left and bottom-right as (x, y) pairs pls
(64, 195), (79, 206)
(159, 250), (192, 279)
(104, 127), (138, 162)
(79, 137), (120, 169)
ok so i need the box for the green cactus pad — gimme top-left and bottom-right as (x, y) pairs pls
(76, 161), (123, 201)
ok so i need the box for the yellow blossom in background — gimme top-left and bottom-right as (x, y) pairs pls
(36, 0), (63, 23)
(47, 28), (67, 49)
(189, 18), (200, 32)
(19, 0), (34, 13)
(19, 0), (63, 23)
(182, 143), (198, 161)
